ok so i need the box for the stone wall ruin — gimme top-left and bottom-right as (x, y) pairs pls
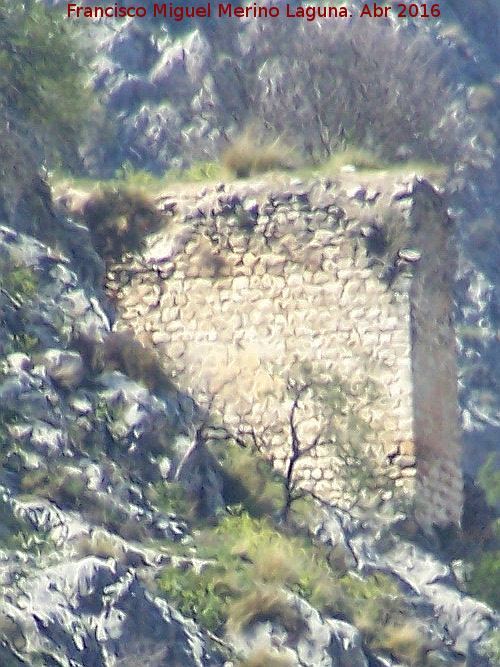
(110, 172), (463, 529)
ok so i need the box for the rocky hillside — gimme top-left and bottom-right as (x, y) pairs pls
(0, 151), (498, 667)
(0, 198), (497, 666)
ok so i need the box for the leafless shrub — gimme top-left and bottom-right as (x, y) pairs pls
(244, 17), (464, 165)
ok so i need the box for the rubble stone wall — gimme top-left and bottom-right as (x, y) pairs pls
(111, 172), (462, 527)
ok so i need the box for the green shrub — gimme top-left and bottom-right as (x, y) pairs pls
(146, 481), (197, 519)
(0, 0), (95, 167)
(200, 512), (338, 593)
(21, 465), (86, 509)
(468, 549), (500, 610)
(478, 452), (500, 506)
(157, 508), (422, 653)
(7, 332), (39, 354)
(0, 261), (38, 303)
(82, 186), (163, 262)
(158, 565), (230, 632)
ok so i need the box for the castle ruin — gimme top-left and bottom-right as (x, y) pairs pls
(112, 171), (463, 529)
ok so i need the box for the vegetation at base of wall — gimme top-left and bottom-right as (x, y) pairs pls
(157, 507), (425, 664)
(157, 509), (343, 632)
(207, 434), (296, 521)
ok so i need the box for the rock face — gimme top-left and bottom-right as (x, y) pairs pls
(111, 172), (462, 529)
(1, 556), (226, 667)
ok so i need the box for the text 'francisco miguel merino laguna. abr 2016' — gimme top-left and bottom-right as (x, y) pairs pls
(66, 3), (350, 20)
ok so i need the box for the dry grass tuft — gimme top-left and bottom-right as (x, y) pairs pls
(228, 588), (304, 635)
(222, 134), (297, 178)
(238, 645), (297, 667)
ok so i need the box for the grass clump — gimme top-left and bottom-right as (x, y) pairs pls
(238, 646), (297, 667)
(76, 529), (125, 561)
(0, 262), (38, 303)
(222, 134), (297, 178)
(375, 623), (427, 666)
(81, 185), (163, 262)
(158, 565), (230, 632)
(344, 572), (430, 665)
(157, 510), (345, 633)
(228, 588), (304, 635)
(21, 465), (86, 509)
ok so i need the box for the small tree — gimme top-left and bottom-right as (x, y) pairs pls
(275, 367), (391, 523)
(0, 0), (94, 168)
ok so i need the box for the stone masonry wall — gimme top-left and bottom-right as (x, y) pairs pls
(409, 183), (463, 528)
(108, 172), (462, 527)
